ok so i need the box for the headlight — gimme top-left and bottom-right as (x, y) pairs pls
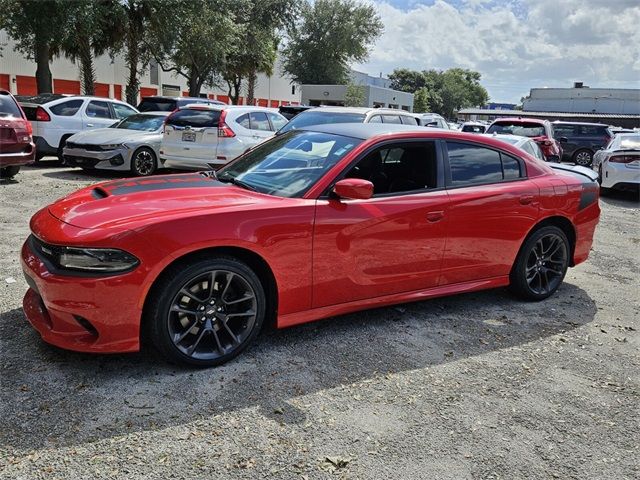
(32, 237), (139, 273)
(100, 143), (123, 151)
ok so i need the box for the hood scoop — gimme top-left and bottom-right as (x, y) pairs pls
(91, 187), (110, 199)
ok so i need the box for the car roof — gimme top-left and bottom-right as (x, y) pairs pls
(17, 94), (134, 106)
(132, 111), (171, 116)
(552, 120), (608, 127)
(491, 117), (547, 124)
(299, 123), (433, 139)
(178, 104), (280, 113)
(308, 106), (413, 115)
(480, 133), (528, 145)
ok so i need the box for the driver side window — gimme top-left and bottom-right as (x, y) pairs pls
(344, 142), (438, 195)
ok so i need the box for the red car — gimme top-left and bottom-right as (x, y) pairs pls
(0, 89), (35, 178)
(486, 117), (563, 163)
(21, 124), (600, 366)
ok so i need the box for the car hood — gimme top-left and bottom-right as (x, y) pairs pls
(67, 128), (160, 145)
(47, 173), (286, 230)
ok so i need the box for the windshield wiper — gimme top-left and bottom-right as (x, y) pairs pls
(216, 173), (258, 192)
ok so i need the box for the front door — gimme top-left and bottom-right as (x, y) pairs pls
(312, 141), (449, 308)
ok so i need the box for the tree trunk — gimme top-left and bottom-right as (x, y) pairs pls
(79, 44), (95, 95)
(125, 34), (140, 104)
(188, 76), (202, 97)
(35, 40), (52, 94)
(247, 71), (257, 105)
(227, 76), (242, 104)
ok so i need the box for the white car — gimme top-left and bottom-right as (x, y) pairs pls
(417, 113), (450, 129)
(461, 122), (487, 134)
(160, 105), (288, 170)
(62, 112), (169, 176)
(482, 133), (547, 162)
(592, 133), (640, 190)
(17, 94), (139, 161)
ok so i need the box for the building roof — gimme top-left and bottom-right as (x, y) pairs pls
(458, 108), (640, 120)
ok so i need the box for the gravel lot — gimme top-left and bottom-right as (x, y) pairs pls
(1, 164), (638, 479)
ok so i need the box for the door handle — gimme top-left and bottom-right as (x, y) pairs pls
(426, 211), (444, 222)
(519, 195), (535, 205)
(86, 123), (94, 127)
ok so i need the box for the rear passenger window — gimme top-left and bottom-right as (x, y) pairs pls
(86, 101), (111, 118)
(447, 142), (522, 186)
(368, 115), (382, 123)
(50, 99), (83, 116)
(400, 116), (418, 125)
(249, 112), (271, 131)
(237, 113), (251, 129)
(382, 115), (402, 124)
(267, 112), (287, 131)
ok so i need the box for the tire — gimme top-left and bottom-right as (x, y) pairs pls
(146, 256), (266, 367)
(573, 149), (593, 167)
(509, 226), (570, 301)
(0, 165), (20, 178)
(130, 147), (157, 177)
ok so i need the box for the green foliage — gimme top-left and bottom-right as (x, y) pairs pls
(282, 0), (383, 85)
(389, 67), (489, 118)
(148, 0), (238, 97)
(344, 83), (366, 107)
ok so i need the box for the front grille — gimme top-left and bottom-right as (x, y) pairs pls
(65, 142), (104, 152)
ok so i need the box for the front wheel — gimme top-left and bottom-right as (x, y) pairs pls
(510, 226), (570, 301)
(146, 256), (266, 367)
(573, 149), (593, 167)
(130, 147), (157, 176)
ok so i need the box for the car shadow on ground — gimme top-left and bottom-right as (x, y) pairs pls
(599, 188), (639, 207)
(1, 282), (596, 452)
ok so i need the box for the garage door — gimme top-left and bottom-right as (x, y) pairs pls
(54, 79), (81, 94)
(16, 76), (37, 96)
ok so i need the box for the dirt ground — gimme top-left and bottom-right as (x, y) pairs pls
(1, 163), (638, 480)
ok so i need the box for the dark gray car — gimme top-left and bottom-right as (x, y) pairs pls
(552, 121), (613, 166)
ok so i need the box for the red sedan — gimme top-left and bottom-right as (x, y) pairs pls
(21, 124), (600, 366)
(1, 89), (35, 179)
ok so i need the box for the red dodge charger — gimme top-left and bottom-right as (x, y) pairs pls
(21, 124), (600, 366)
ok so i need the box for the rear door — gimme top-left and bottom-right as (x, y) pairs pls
(247, 111), (273, 142)
(83, 100), (116, 129)
(162, 108), (221, 161)
(440, 141), (540, 285)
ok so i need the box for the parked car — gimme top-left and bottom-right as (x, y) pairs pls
(417, 113), (450, 129)
(461, 122), (486, 133)
(62, 112), (170, 176)
(21, 124), (601, 367)
(552, 121), (613, 166)
(486, 118), (562, 162)
(609, 127), (636, 135)
(137, 95), (224, 113)
(17, 94), (139, 161)
(0, 90), (35, 179)
(482, 133), (546, 162)
(278, 105), (313, 120)
(592, 133), (640, 191)
(160, 105), (288, 170)
(277, 106), (420, 134)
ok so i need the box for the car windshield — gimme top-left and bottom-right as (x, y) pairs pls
(278, 111), (366, 133)
(487, 122), (545, 138)
(111, 114), (165, 132)
(216, 131), (361, 198)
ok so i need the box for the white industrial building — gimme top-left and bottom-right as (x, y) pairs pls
(523, 85), (640, 115)
(0, 30), (302, 107)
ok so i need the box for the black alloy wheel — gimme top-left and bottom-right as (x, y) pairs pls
(510, 226), (569, 300)
(147, 257), (266, 367)
(131, 147), (157, 176)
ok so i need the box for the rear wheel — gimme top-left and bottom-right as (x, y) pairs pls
(510, 226), (569, 301)
(573, 149), (593, 167)
(130, 147), (157, 176)
(146, 256), (266, 367)
(0, 166), (20, 178)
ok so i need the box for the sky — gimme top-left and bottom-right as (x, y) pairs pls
(353, 0), (640, 103)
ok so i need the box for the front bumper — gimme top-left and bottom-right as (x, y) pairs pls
(63, 146), (130, 170)
(21, 237), (143, 353)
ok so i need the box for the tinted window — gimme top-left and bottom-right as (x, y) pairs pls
(501, 153), (521, 179)
(400, 116), (419, 125)
(166, 109), (220, 128)
(137, 98), (176, 112)
(553, 124), (575, 137)
(447, 142), (504, 186)
(237, 113), (251, 129)
(578, 125), (606, 136)
(267, 112), (287, 131)
(112, 103), (137, 119)
(344, 142), (438, 195)
(50, 99), (83, 117)
(278, 111), (366, 133)
(111, 114), (165, 132)
(382, 115), (402, 124)
(86, 101), (112, 119)
(368, 115), (382, 123)
(462, 124), (485, 133)
(487, 122), (545, 137)
(249, 112), (271, 131)
(0, 93), (23, 117)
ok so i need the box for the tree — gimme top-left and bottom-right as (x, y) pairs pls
(388, 69), (426, 94)
(148, 0), (237, 97)
(412, 87), (431, 113)
(282, 0), (383, 85)
(344, 83), (366, 107)
(61, 0), (122, 95)
(0, 0), (71, 93)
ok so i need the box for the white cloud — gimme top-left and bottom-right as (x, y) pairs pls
(354, 0), (640, 103)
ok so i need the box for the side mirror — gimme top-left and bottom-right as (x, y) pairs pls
(332, 178), (373, 200)
(559, 137), (568, 143)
